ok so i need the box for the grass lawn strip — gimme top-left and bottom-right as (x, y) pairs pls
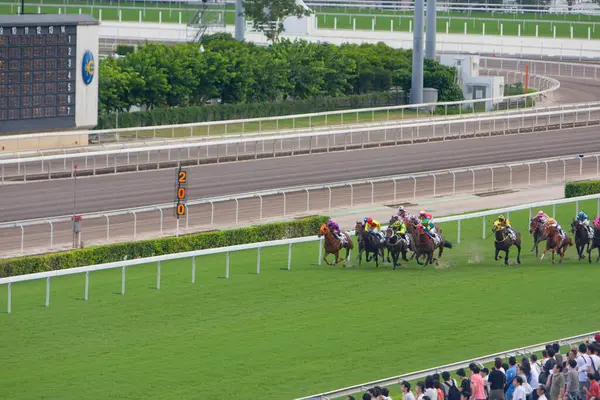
(1, 199), (599, 399)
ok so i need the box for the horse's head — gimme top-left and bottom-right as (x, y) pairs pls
(544, 224), (556, 237)
(416, 224), (426, 235)
(529, 219), (538, 234)
(319, 224), (330, 237)
(355, 221), (364, 233)
(386, 227), (394, 237)
(571, 219), (578, 233)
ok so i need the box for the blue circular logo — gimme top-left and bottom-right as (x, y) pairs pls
(82, 50), (95, 85)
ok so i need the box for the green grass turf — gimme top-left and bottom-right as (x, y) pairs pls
(1, 0), (600, 39)
(1, 199), (599, 399)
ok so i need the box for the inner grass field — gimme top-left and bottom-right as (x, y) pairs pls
(1, 0), (600, 39)
(1, 199), (600, 399)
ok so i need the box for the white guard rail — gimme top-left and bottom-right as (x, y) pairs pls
(0, 56), (562, 147)
(3, 151), (600, 256)
(296, 330), (600, 400)
(2, 192), (600, 314)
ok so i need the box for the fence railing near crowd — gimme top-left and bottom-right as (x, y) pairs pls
(3, 100), (600, 183)
(2, 192), (600, 314)
(3, 151), (600, 256)
(296, 330), (600, 400)
(0, 56), (559, 147)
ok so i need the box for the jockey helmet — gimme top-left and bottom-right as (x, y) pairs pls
(363, 217), (369, 224)
(498, 215), (505, 222)
(398, 206), (405, 214)
(391, 215), (399, 222)
(419, 210), (426, 216)
(548, 217), (555, 223)
(537, 210), (544, 216)
(367, 218), (373, 224)
(578, 211), (585, 218)
(327, 220), (334, 227)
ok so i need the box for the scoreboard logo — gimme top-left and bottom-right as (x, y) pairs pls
(82, 50), (95, 85)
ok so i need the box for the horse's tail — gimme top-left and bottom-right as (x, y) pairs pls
(443, 240), (453, 249)
(568, 237), (574, 247)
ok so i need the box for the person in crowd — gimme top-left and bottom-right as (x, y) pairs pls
(457, 368), (471, 400)
(435, 380), (445, 400)
(518, 365), (534, 400)
(470, 363), (487, 400)
(583, 373), (600, 400)
(566, 359), (580, 400)
(531, 355), (542, 376)
(587, 345), (600, 379)
(550, 363), (566, 400)
(489, 358), (507, 400)
(346, 396), (355, 400)
(507, 357), (519, 400)
(513, 377), (528, 400)
(381, 387), (392, 400)
(537, 385), (549, 400)
(482, 368), (491, 400)
(403, 381), (417, 400)
(443, 371), (461, 400)
(578, 344), (592, 399)
(426, 375), (439, 400)
(417, 381), (426, 400)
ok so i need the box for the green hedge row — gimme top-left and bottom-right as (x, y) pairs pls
(0, 216), (329, 278)
(565, 180), (600, 198)
(96, 92), (403, 130)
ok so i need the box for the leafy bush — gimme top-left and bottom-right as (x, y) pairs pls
(0, 216), (329, 278)
(565, 181), (600, 198)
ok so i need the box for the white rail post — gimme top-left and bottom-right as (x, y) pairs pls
(47, 220), (53, 249)
(157, 261), (161, 290)
(19, 224), (24, 253)
(104, 215), (110, 240)
(597, 198), (600, 217)
(576, 200), (579, 214)
(84, 271), (89, 301)
(553, 204), (556, 217)
(305, 189), (310, 212)
(482, 216), (486, 239)
(370, 181), (375, 204)
(288, 243), (293, 270)
(7, 282), (11, 314)
(121, 266), (126, 295)
(318, 238), (323, 265)
(192, 256), (196, 284)
(45, 277), (50, 307)
(457, 220), (461, 244)
(226, 252), (230, 279)
(563, 159), (567, 182)
(235, 198), (239, 223)
(257, 247), (261, 274)
(327, 186), (332, 211)
(432, 174), (437, 197)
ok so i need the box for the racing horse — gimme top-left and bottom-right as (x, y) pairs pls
(588, 226), (600, 263)
(384, 227), (410, 269)
(571, 219), (591, 261)
(492, 225), (521, 265)
(354, 221), (385, 267)
(529, 218), (547, 258)
(540, 224), (573, 264)
(318, 224), (353, 266)
(413, 224), (453, 267)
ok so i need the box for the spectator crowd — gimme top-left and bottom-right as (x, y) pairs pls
(346, 338), (600, 400)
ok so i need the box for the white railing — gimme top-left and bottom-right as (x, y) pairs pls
(2, 192), (600, 314)
(0, 56), (559, 148)
(3, 151), (600, 256)
(296, 330), (600, 400)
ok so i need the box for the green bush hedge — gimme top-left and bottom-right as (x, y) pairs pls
(0, 216), (329, 278)
(96, 92), (403, 130)
(564, 180), (600, 198)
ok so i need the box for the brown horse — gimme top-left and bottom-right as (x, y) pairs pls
(318, 224), (353, 266)
(540, 224), (573, 264)
(529, 219), (547, 257)
(413, 224), (453, 267)
(492, 225), (521, 265)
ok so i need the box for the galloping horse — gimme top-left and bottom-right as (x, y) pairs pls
(540, 224), (573, 264)
(403, 217), (422, 261)
(318, 224), (353, 266)
(354, 222), (385, 267)
(384, 227), (409, 269)
(588, 226), (600, 263)
(529, 219), (547, 257)
(413, 224), (453, 267)
(571, 219), (590, 261)
(492, 225), (521, 265)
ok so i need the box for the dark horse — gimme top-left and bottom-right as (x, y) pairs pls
(571, 219), (590, 261)
(492, 225), (521, 265)
(354, 222), (385, 267)
(318, 224), (354, 266)
(588, 226), (600, 263)
(529, 219), (547, 258)
(384, 227), (409, 269)
(413, 224), (453, 267)
(540, 225), (573, 264)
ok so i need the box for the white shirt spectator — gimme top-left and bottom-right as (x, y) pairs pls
(417, 394), (424, 400)
(403, 392), (416, 400)
(590, 354), (600, 374)
(577, 354), (590, 382)
(532, 362), (542, 376)
(425, 388), (438, 400)
(538, 395), (548, 400)
(513, 385), (527, 400)
(530, 364), (540, 389)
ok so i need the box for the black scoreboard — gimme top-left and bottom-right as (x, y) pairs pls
(0, 15), (99, 134)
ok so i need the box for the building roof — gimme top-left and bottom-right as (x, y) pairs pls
(0, 14), (98, 26)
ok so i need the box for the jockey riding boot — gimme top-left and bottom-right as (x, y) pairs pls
(588, 226), (594, 239)
(509, 229), (515, 241)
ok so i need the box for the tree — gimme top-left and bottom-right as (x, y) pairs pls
(242, 0), (312, 43)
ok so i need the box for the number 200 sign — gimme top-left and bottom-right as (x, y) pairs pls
(175, 168), (187, 217)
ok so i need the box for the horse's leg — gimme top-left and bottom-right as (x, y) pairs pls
(596, 245), (600, 262)
(551, 249), (555, 264)
(516, 244), (521, 264)
(540, 247), (548, 261)
(344, 247), (350, 265)
(494, 247), (500, 261)
(589, 244), (594, 264)
(323, 251), (333, 266)
(334, 250), (341, 265)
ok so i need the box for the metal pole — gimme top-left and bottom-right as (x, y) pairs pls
(411, 0), (425, 104)
(234, 0), (245, 41)
(121, 266), (126, 294)
(226, 252), (230, 279)
(157, 261), (161, 289)
(257, 247), (261, 274)
(192, 256), (196, 284)
(425, 0), (436, 59)
(287, 243), (293, 270)
(84, 271), (89, 301)
(318, 238), (323, 265)
(45, 277), (50, 307)
(7, 282), (11, 314)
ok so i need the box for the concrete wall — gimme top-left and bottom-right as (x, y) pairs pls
(76, 23), (100, 129)
(0, 134), (89, 152)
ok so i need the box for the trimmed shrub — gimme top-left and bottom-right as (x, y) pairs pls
(0, 216), (329, 278)
(564, 180), (600, 198)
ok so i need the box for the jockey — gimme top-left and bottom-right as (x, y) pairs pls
(390, 215), (407, 236)
(397, 206), (410, 220)
(547, 217), (566, 238)
(364, 217), (383, 241)
(419, 210), (439, 242)
(494, 215), (516, 240)
(594, 216), (600, 230)
(327, 219), (342, 240)
(576, 211), (594, 238)
(533, 210), (549, 224)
